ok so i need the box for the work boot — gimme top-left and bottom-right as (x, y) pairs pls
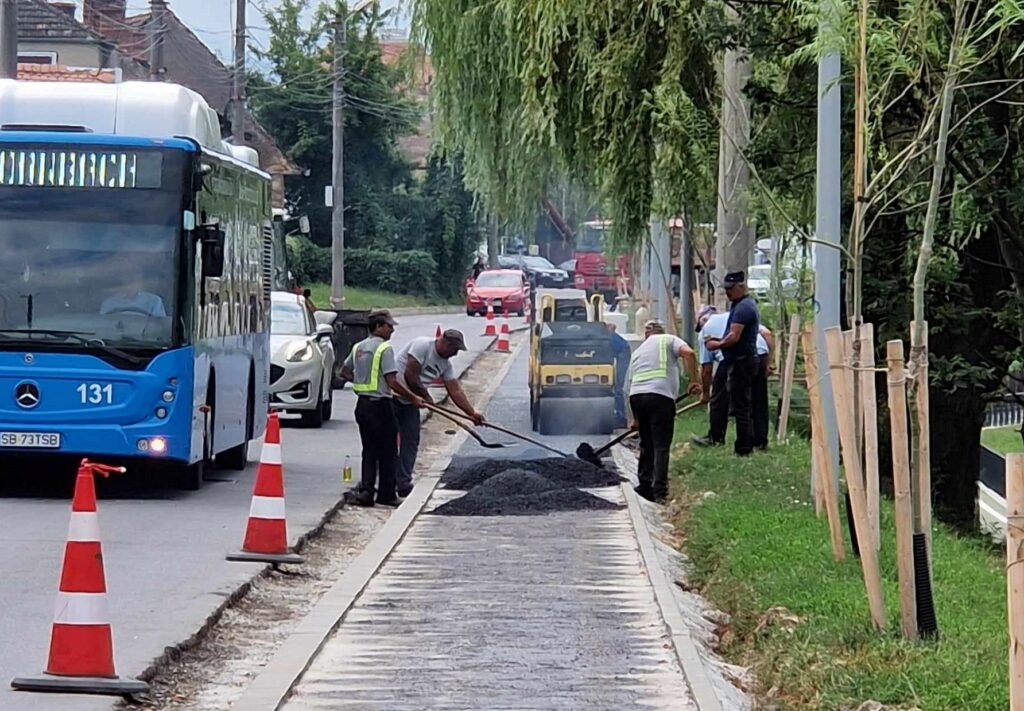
(634, 484), (656, 502)
(396, 485), (413, 498)
(376, 497), (401, 508)
(690, 435), (722, 448)
(347, 488), (375, 507)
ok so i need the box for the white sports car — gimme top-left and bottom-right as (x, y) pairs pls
(269, 292), (335, 427)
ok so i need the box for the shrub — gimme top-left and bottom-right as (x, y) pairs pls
(286, 236), (439, 297)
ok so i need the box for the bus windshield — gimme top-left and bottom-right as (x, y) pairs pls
(0, 189), (180, 348)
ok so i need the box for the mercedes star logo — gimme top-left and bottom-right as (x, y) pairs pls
(15, 382), (40, 409)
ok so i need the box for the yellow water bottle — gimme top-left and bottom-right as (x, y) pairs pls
(343, 456), (353, 483)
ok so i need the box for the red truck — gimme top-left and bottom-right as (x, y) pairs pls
(572, 220), (630, 303)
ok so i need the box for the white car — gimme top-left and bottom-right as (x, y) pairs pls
(747, 264), (798, 299)
(270, 292), (336, 427)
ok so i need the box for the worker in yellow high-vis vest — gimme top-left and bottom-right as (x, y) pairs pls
(626, 319), (701, 503)
(340, 310), (424, 508)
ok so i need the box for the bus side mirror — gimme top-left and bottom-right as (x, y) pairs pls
(199, 225), (225, 278)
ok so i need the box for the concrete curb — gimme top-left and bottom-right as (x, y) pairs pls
(614, 446), (726, 711)
(232, 336), (528, 711)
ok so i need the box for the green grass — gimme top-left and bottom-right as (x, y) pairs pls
(669, 409), (1007, 710)
(305, 283), (456, 311)
(981, 426), (1023, 456)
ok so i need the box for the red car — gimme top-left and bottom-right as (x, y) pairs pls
(465, 269), (531, 316)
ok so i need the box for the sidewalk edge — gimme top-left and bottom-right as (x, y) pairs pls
(232, 337), (527, 711)
(614, 446), (726, 711)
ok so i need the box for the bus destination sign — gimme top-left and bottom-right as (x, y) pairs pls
(0, 148), (163, 189)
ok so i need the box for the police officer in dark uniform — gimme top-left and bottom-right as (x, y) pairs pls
(705, 271), (761, 457)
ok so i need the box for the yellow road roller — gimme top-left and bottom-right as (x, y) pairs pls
(528, 290), (617, 435)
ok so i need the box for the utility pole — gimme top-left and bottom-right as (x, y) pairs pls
(679, 216), (695, 338)
(231, 0), (246, 145)
(487, 215), (499, 268)
(0, 0), (16, 80)
(815, 1), (842, 481)
(714, 5), (754, 299)
(330, 2), (347, 307)
(148, 0), (165, 81)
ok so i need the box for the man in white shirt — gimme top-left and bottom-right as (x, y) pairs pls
(692, 304), (774, 449)
(626, 319), (701, 503)
(392, 330), (485, 496)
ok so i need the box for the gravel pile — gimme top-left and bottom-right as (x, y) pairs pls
(441, 458), (620, 491)
(432, 459), (623, 517)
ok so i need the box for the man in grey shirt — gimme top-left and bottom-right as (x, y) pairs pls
(393, 330), (485, 496)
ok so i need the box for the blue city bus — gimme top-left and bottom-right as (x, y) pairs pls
(0, 130), (272, 489)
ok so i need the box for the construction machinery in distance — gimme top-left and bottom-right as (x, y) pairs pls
(528, 289), (617, 435)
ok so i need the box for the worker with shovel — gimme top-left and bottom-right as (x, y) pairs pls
(339, 310), (425, 508)
(627, 319), (701, 503)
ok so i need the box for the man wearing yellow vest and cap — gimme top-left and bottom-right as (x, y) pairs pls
(627, 319), (701, 503)
(340, 310), (424, 507)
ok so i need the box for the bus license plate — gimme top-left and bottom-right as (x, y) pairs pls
(0, 432), (61, 449)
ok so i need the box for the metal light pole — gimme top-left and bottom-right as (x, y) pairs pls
(331, 0), (378, 308)
(231, 0), (246, 144)
(815, 6), (842, 480)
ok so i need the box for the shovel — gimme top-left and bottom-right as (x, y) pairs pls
(575, 399), (705, 467)
(423, 404), (516, 450)
(427, 403), (573, 458)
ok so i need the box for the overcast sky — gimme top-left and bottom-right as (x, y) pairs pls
(72, 0), (407, 67)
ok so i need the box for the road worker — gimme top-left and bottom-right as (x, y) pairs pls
(705, 271), (763, 457)
(692, 303), (774, 450)
(626, 319), (701, 503)
(393, 330), (485, 497)
(340, 310), (424, 507)
(606, 321), (632, 429)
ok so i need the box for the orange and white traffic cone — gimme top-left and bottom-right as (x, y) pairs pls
(11, 460), (148, 696)
(497, 315), (510, 352)
(431, 323), (445, 385)
(227, 412), (303, 565)
(483, 304), (496, 336)
(434, 323), (442, 338)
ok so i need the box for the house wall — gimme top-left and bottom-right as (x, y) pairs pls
(17, 40), (103, 67)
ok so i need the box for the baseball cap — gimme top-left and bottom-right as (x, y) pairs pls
(441, 328), (468, 351)
(722, 270), (746, 287)
(368, 309), (398, 326)
(697, 304), (717, 326)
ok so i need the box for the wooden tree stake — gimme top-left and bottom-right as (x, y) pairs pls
(861, 324), (880, 551)
(777, 314), (802, 442)
(886, 339), (917, 640)
(802, 329), (844, 560)
(826, 326), (887, 630)
(1008, 453), (1024, 709)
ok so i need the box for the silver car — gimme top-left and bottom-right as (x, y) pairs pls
(269, 292), (335, 427)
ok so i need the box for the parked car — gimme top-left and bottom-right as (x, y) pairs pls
(558, 259), (577, 280)
(747, 264), (798, 299)
(498, 254), (571, 288)
(270, 291), (336, 428)
(466, 269), (531, 316)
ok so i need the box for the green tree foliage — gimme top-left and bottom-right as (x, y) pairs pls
(414, 0), (719, 247)
(249, 0), (482, 296)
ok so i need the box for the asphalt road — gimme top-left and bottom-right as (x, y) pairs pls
(0, 312), (500, 711)
(282, 347), (696, 710)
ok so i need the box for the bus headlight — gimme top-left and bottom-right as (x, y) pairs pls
(162, 390), (175, 402)
(149, 437), (168, 454)
(155, 407), (168, 419)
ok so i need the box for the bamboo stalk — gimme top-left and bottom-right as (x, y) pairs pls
(1008, 453), (1024, 710)
(861, 324), (880, 551)
(777, 314), (801, 441)
(912, 320), (933, 559)
(825, 326), (886, 629)
(886, 339), (917, 640)
(802, 329), (844, 560)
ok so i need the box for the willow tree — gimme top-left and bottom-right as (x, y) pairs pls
(412, 0), (718, 247)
